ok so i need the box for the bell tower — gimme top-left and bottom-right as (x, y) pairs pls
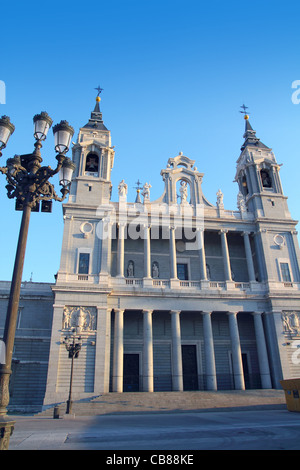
(69, 90), (115, 206)
(235, 113), (290, 220)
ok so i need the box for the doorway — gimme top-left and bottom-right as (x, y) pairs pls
(123, 354), (140, 392)
(182, 345), (198, 390)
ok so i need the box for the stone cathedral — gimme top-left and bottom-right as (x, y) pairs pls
(1, 94), (300, 411)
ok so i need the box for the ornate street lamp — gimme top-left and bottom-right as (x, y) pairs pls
(0, 112), (75, 450)
(63, 331), (82, 414)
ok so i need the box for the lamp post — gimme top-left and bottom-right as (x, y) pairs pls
(0, 112), (75, 450)
(63, 331), (82, 414)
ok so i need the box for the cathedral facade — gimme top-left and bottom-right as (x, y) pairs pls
(38, 95), (300, 407)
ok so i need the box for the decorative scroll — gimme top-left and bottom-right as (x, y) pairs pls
(62, 306), (97, 332)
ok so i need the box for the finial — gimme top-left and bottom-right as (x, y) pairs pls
(95, 85), (103, 102)
(240, 104), (249, 120)
(134, 179), (143, 191)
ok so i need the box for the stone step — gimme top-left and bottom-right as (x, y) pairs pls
(39, 390), (286, 417)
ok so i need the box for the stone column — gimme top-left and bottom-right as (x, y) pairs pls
(144, 225), (151, 279)
(169, 226), (177, 279)
(170, 310), (183, 391)
(117, 223), (125, 277)
(227, 312), (245, 390)
(242, 231), (256, 282)
(197, 229), (207, 280)
(201, 312), (217, 391)
(94, 307), (111, 393)
(252, 312), (272, 389)
(220, 229), (232, 281)
(99, 221), (113, 283)
(112, 308), (124, 392)
(142, 309), (154, 392)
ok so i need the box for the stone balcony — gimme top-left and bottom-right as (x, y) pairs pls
(55, 274), (300, 295)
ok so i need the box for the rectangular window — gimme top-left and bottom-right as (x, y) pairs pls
(280, 262), (291, 282)
(177, 263), (188, 280)
(78, 253), (90, 274)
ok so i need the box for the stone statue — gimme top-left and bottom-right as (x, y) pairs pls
(152, 262), (159, 278)
(216, 189), (223, 206)
(142, 182), (151, 202)
(179, 180), (188, 204)
(118, 179), (128, 197)
(127, 260), (134, 277)
(237, 191), (247, 212)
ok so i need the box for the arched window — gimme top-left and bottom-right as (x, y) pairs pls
(85, 152), (99, 174)
(241, 175), (248, 195)
(260, 169), (272, 188)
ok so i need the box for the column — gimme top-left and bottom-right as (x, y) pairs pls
(227, 312), (245, 390)
(201, 312), (217, 391)
(144, 225), (151, 279)
(112, 308), (124, 392)
(142, 309), (154, 392)
(170, 310), (183, 391)
(169, 226), (177, 279)
(99, 221), (112, 282)
(252, 312), (272, 389)
(242, 231), (256, 282)
(220, 229), (232, 281)
(197, 228), (207, 280)
(117, 223), (125, 277)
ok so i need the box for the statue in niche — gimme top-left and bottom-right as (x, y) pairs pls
(237, 191), (247, 212)
(179, 180), (188, 204)
(142, 182), (151, 202)
(127, 260), (134, 277)
(152, 262), (159, 278)
(216, 189), (223, 206)
(206, 264), (211, 280)
(118, 179), (128, 197)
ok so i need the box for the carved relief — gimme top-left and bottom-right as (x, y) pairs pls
(62, 306), (97, 332)
(282, 311), (300, 336)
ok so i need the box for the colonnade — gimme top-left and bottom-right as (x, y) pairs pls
(112, 310), (272, 393)
(113, 224), (257, 282)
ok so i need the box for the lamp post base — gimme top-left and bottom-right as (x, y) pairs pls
(0, 416), (15, 450)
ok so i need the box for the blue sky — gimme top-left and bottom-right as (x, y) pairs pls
(1, 0), (300, 282)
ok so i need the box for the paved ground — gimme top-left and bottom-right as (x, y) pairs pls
(7, 406), (300, 451)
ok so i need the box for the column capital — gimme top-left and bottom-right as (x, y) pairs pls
(114, 308), (125, 314)
(201, 311), (212, 316)
(169, 309), (181, 315)
(251, 311), (264, 316)
(226, 311), (239, 317)
(142, 309), (153, 314)
(242, 230), (251, 237)
(219, 228), (228, 234)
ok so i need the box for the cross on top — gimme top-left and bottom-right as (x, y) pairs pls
(240, 104), (250, 116)
(134, 179), (143, 190)
(95, 86), (104, 97)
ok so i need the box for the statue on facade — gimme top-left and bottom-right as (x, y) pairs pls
(237, 191), (247, 212)
(216, 189), (223, 206)
(152, 262), (159, 278)
(118, 179), (128, 197)
(127, 260), (134, 277)
(179, 180), (188, 204)
(142, 182), (151, 202)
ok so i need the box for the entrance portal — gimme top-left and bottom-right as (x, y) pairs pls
(182, 345), (198, 390)
(123, 354), (140, 392)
